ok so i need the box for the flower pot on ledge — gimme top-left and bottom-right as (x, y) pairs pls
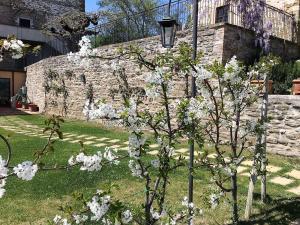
(250, 80), (273, 94)
(15, 101), (22, 108)
(22, 103), (29, 110)
(28, 103), (38, 112)
(292, 80), (300, 95)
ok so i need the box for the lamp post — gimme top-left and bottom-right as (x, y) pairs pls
(159, 0), (199, 224)
(158, 0), (178, 48)
(188, 0), (198, 224)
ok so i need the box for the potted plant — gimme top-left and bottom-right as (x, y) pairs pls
(28, 103), (38, 112)
(250, 79), (273, 94)
(15, 101), (22, 108)
(292, 79), (300, 95)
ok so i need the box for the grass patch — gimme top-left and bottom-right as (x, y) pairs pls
(0, 115), (299, 224)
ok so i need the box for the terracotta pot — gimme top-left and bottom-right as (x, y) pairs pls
(29, 103), (38, 112)
(292, 80), (300, 95)
(22, 104), (29, 109)
(251, 80), (273, 94)
(15, 101), (22, 108)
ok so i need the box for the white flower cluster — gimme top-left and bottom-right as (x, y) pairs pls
(13, 161), (38, 181)
(223, 56), (243, 83)
(209, 193), (220, 209)
(0, 39), (25, 62)
(67, 36), (97, 67)
(73, 214), (88, 224)
(53, 215), (71, 225)
(128, 133), (146, 159)
(144, 67), (173, 98)
(182, 196), (195, 209)
(83, 100), (119, 120)
(87, 195), (111, 221)
(128, 160), (145, 178)
(121, 210), (133, 224)
(0, 156), (8, 198)
(69, 152), (102, 172)
(192, 65), (213, 81)
(123, 98), (144, 132)
(103, 147), (119, 165)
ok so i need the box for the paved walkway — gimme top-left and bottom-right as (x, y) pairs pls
(0, 116), (299, 196)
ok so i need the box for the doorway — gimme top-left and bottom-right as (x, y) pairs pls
(0, 78), (11, 106)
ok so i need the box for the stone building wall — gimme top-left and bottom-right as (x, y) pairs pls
(26, 23), (300, 156)
(0, 0), (85, 29)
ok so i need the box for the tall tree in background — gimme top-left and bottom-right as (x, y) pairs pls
(95, 0), (158, 46)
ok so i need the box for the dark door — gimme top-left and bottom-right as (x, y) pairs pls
(0, 78), (11, 106)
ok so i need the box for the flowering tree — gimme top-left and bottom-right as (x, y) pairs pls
(176, 56), (263, 224)
(0, 33), (278, 225)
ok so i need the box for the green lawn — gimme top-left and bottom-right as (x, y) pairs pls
(0, 115), (299, 225)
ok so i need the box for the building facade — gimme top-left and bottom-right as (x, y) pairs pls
(0, 0), (84, 107)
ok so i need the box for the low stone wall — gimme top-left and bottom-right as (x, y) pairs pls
(245, 96), (300, 157)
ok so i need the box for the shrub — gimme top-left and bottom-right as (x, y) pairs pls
(270, 60), (300, 94)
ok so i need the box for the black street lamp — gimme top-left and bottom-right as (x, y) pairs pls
(158, 0), (178, 48)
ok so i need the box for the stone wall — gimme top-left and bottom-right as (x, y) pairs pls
(0, 0), (84, 29)
(26, 23), (300, 156)
(244, 96), (300, 157)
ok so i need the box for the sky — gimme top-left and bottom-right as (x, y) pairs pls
(85, 0), (99, 13)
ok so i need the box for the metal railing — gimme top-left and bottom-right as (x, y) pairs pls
(89, 0), (297, 46)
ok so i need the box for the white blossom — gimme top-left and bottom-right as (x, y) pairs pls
(83, 100), (118, 120)
(121, 210), (133, 224)
(13, 161), (38, 181)
(128, 133), (145, 159)
(103, 147), (119, 165)
(74, 152), (103, 172)
(128, 160), (144, 178)
(53, 215), (71, 225)
(73, 214), (88, 224)
(87, 195), (110, 221)
(209, 194), (219, 209)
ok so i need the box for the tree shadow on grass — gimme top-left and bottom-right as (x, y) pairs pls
(239, 196), (300, 225)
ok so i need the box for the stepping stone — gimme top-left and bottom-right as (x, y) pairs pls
(176, 148), (189, 153)
(83, 141), (95, 145)
(148, 150), (159, 155)
(98, 137), (110, 141)
(267, 165), (282, 173)
(94, 143), (106, 147)
(70, 140), (80, 143)
(123, 141), (129, 145)
(149, 144), (159, 148)
(237, 166), (248, 174)
(110, 145), (121, 149)
(270, 176), (295, 186)
(224, 157), (231, 163)
(241, 172), (251, 177)
(85, 136), (97, 140)
(64, 134), (77, 137)
(62, 138), (72, 141)
(286, 170), (300, 180)
(119, 147), (128, 151)
(207, 153), (218, 159)
(288, 186), (300, 196)
(107, 139), (120, 143)
(77, 135), (89, 138)
(241, 160), (253, 166)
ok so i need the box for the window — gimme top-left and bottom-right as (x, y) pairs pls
(19, 18), (31, 28)
(216, 5), (229, 23)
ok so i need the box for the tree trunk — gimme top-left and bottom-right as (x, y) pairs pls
(261, 74), (269, 203)
(231, 173), (239, 224)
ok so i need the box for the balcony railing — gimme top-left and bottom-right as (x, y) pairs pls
(88, 0), (297, 46)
